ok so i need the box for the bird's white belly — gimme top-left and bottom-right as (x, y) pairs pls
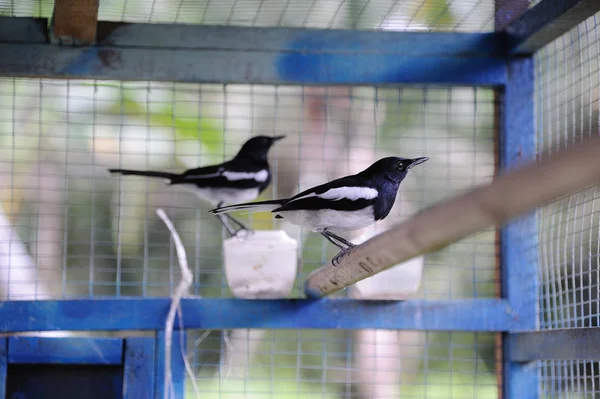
(178, 185), (260, 206)
(277, 206), (375, 232)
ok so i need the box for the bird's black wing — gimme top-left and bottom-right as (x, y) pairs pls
(170, 159), (270, 190)
(274, 175), (377, 213)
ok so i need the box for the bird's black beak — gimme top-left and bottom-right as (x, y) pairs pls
(408, 157), (429, 169)
(271, 135), (286, 142)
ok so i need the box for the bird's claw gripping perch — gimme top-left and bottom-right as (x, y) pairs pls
(332, 246), (353, 266)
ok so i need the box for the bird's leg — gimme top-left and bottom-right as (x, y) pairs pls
(224, 214), (254, 237)
(215, 202), (253, 238)
(214, 202), (238, 237)
(323, 231), (356, 249)
(217, 214), (237, 237)
(320, 231), (346, 250)
(320, 230), (356, 266)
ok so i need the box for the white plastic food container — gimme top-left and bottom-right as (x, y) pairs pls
(351, 229), (424, 299)
(223, 230), (298, 299)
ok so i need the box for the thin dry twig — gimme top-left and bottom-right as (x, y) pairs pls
(155, 208), (199, 399)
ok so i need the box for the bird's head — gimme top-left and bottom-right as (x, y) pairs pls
(236, 135), (285, 162)
(364, 156), (429, 183)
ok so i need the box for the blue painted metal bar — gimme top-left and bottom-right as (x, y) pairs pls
(0, 17), (508, 86)
(7, 337), (123, 365)
(123, 337), (156, 399)
(501, 59), (538, 332)
(0, 338), (6, 399)
(0, 44), (507, 86)
(508, 328), (600, 361)
(155, 330), (185, 399)
(98, 22), (506, 54)
(501, 57), (539, 399)
(0, 17), (507, 55)
(0, 298), (516, 332)
(505, 0), (600, 54)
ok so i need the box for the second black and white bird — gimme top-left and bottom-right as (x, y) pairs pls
(109, 135), (285, 236)
(210, 156), (429, 264)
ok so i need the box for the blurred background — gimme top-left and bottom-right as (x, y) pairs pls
(0, 0), (599, 398)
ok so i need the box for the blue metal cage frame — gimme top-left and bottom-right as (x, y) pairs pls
(0, 0), (599, 398)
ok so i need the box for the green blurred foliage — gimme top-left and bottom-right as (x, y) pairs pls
(108, 90), (225, 153)
(416, 0), (455, 27)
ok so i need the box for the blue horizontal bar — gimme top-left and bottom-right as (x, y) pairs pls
(94, 22), (507, 55)
(7, 337), (123, 365)
(505, 0), (600, 54)
(0, 18), (508, 86)
(0, 298), (516, 332)
(0, 44), (507, 86)
(1, 17), (507, 55)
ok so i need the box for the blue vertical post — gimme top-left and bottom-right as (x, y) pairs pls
(501, 56), (540, 399)
(0, 337), (6, 398)
(123, 337), (156, 399)
(155, 330), (187, 399)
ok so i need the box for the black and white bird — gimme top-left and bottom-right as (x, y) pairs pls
(108, 135), (285, 236)
(209, 156), (429, 264)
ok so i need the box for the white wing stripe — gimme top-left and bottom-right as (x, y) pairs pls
(290, 186), (378, 203)
(319, 187), (378, 201)
(223, 170), (269, 182)
(184, 169), (269, 182)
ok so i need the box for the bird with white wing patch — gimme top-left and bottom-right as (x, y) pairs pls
(210, 156), (429, 265)
(108, 135), (285, 236)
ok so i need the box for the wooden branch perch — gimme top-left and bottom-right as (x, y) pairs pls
(305, 135), (600, 298)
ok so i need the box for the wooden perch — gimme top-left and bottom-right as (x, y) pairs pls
(51, 0), (100, 45)
(304, 135), (600, 298)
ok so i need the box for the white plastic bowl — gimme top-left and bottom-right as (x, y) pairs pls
(351, 230), (424, 299)
(223, 230), (298, 299)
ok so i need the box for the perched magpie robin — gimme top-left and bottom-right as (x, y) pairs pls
(209, 156), (429, 264)
(108, 135), (285, 236)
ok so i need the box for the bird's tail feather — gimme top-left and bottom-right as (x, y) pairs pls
(108, 169), (178, 181)
(209, 199), (286, 215)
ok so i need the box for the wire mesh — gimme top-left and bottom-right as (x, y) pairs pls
(0, 78), (500, 397)
(0, 0), (535, 32)
(540, 361), (600, 398)
(535, 11), (600, 330)
(0, 2), (505, 397)
(0, 79), (497, 300)
(534, 10), (600, 399)
(188, 329), (499, 398)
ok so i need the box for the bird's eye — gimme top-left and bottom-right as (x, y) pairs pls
(395, 161), (405, 170)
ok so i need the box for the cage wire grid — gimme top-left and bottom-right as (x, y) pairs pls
(534, 10), (600, 399)
(0, 81), (497, 300)
(0, 0), (549, 398)
(0, 78), (499, 397)
(189, 330), (499, 398)
(1, 0), (540, 32)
